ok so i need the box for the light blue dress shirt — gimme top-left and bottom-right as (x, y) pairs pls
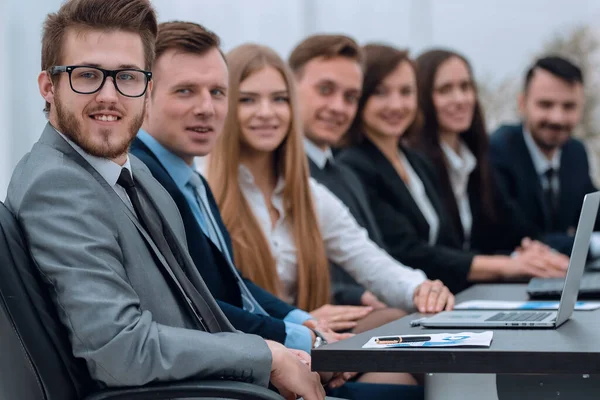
(136, 130), (314, 352)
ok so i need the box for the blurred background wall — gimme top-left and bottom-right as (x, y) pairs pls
(2, 0), (600, 198)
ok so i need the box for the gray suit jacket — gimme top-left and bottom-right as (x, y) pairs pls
(5, 124), (272, 388)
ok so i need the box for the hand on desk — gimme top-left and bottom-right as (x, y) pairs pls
(413, 279), (455, 313)
(303, 319), (354, 343)
(309, 304), (373, 331)
(509, 237), (569, 278)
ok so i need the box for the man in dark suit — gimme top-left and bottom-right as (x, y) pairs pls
(289, 35), (387, 309)
(6, 2), (327, 398)
(490, 56), (598, 256)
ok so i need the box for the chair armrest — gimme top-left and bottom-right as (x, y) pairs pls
(84, 380), (284, 400)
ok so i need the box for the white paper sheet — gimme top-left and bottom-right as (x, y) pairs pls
(362, 331), (493, 349)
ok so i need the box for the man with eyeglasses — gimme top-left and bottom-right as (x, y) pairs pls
(5, 0), (328, 398)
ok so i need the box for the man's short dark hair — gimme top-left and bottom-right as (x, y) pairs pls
(524, 56), (584, 91)
(288, 34), (364, 77)
(155, 21), (221, 61)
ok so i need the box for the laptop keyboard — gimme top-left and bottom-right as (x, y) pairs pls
(485, 311), (552, 322)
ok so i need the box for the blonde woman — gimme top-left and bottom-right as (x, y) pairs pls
(205, 43), (452, 393)
(207, 42), (454, 321)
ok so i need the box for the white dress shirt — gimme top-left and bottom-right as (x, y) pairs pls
(304, 138), (334, 168)
(523, 129), (561, 195)
(56, 130), (134, 211)
(523, 129), (600, 256)
(399, 151), (440, 245)
(441, 140), (477, 245)
(238, 165), (427, 311)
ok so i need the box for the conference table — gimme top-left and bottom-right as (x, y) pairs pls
(312, 284), (600, 399)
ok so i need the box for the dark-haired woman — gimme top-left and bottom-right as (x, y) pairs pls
(338, 44), (568, 294)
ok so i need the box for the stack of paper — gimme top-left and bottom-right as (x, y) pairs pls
(362, 331), (493, 349)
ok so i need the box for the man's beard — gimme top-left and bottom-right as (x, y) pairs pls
(54, 93), (144, 160)
(530, 120), (571, 152)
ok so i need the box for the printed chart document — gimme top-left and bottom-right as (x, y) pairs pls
(455, 300), (600, 311)
(363, 331), (493, 349)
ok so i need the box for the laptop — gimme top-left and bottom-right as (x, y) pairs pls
(527, 272), (600, 299)
(420, 191), (600, 329)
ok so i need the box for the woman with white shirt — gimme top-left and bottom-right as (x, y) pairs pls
(205, 43), (454, 327)
(338, 44), (568, 294)
(413, 49), (572, 261)
(205, 43), (455, 392)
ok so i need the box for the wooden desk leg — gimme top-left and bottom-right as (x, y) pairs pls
(425, 373), (600, 399)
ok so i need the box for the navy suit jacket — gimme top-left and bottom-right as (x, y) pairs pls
(131, 138), (296, 344)
(489, 124), (598, 254)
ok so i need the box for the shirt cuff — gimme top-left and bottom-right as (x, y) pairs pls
(284, 308), (313, 325)
(283, 322), (313, 353)
(590, 233), (600, 258)
(405, 273), (427, 312)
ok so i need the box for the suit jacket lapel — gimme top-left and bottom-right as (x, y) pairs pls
(558, 149), (576, 230)
(132, 160), (234, 332)
(42, 126), (232, 332)
(515, 128), (552, 229)
(363, 139), (431, 237)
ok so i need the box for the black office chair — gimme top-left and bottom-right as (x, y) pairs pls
(0, 201), (282, 400)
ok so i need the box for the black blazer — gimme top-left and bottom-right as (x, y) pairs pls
(131, 138), (296, 344)
(339, 139), (475, 294)
(489, 124), (599, 254)
(445, 160), (541, 255)
(308, 157), (387, 305)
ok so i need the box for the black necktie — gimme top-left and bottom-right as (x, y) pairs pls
(543, 168), (559, 228)
(117, 168), (221, 333)
(324, 157), (335, 171)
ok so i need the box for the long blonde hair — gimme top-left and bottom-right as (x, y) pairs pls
(206, 44), (330, 311)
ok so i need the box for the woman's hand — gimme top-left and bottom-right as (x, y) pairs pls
(310, 304), (373, 331)
(506, 245), (569, 278)
(413, 279), (455, 313)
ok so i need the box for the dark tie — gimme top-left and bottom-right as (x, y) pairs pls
(117, 168), (222, 333)
(543, 168), (559, 228)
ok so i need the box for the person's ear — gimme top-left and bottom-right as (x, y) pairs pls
(39, 71), (56, 105)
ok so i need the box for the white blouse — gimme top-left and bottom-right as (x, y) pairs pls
(399, 150), (440, 245)
(441, 140), (477, 246)
(238, 165), (427, 311)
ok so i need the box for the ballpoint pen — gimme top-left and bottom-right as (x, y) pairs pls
(375, 335), (431, 345)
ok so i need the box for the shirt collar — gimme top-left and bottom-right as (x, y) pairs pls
(523, 128), (561, 174)
(440, 139), (477, 175)
(303, 138), (334, 169)
(137, 129), (197, 191)
(55, 127), (131, 187)
(239, 164), (286, 194)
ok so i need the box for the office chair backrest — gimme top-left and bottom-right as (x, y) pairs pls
(0, 201), (95, 399)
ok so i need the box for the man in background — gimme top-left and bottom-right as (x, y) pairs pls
(490, 56), (598, 257)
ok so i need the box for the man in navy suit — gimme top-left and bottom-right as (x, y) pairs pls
(490, 56), (598, 256)
(130, 21), (344, 357)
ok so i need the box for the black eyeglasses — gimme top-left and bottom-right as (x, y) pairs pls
(49, 65), (152, 98)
